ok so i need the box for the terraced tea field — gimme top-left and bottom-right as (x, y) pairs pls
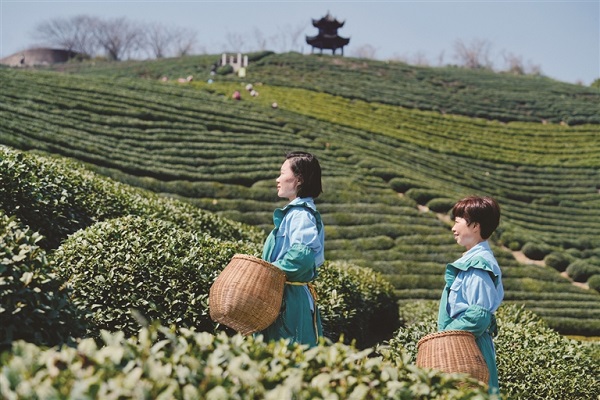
(1, 53), (599, 335)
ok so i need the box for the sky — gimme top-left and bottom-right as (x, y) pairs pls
(1, 0), (599, 85)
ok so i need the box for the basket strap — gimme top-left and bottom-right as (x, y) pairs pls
(286, 281), (319, 344)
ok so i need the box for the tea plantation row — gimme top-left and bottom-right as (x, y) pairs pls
(0, 146), (398, 350)
(0, 151), (597, 397)
(47, 51), (600, 125)
(1, 62), (599, 336)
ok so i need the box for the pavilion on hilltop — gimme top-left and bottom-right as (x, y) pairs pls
(305, 12), (350, 56)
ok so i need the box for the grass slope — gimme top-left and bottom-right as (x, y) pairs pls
(1, 52), (599, 335)
(46, 51), (600, 125)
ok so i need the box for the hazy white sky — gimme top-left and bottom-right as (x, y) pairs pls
(1, 0), (598, 85)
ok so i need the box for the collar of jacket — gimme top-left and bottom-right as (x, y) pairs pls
(273, 197), (316, 229)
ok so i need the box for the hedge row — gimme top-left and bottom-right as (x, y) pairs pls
(2, 64), (599, 336)
(0, 145), (264, 250)
(2, 210), (399, 350)
(388, 301), (600, 400)
(0, 325), (489, 399)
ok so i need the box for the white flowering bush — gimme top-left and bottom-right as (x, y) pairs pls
(1, 323), (489, 399)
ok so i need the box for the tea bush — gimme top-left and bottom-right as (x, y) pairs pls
(426, 198), (455, 213)
(0, 146), (263, 250)
(0, 324), (490, 399)
(0, 212), (85, 350)
(316, 261), (400, 349)
(588, 275), (600, 292)
(496, 227), (529, 251)
(389, 177), (421, 193)
(52, 215), (260, 338)
(566, 260), (600, 283)
(386, 301), (600, 400)
(2, 64), (599, 338)
(50, 214), (400, 345)
(496, 304), (600, 399)
(521, 242), (551, 261)
(405, 188), (446, 205)
(544, 251), (571, 272)
(386, 300), (438, 361)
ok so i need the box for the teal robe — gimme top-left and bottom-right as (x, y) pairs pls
(257, 198), (324, 346)
(438, 241), (503, 395)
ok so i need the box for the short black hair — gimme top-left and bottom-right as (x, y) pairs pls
(286, 151), (323, 198)
(451, 196), (501, 239)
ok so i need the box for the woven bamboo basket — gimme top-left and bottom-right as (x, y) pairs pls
(209, 254), (286, 335)
(416, 330), (489, 384)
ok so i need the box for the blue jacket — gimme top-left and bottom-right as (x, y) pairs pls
(438, 241), (504, 395)
(258, 197), (324, 346)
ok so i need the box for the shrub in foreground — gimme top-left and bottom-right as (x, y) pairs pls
(51, 215), (399, 346)
(317, 261), (400, 348)
(0, 146), (263, 250)
(496, 304), (599, 399)
(386, 301), (600, 400)
(0, 212), (84, 350)
(52, 215), (260, 338)
(0, 324), (489, 399)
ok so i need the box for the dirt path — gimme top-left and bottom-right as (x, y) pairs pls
(510, 250), (545, 266)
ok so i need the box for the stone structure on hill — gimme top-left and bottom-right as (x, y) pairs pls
(0, 48), (85, 67)
(306, 12), (350, 56)
(220, 53), (248, 72)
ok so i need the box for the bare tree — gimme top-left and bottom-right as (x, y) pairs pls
(71, 15), (100, 56)
(225, 32), (245, 52)
(253, 28), (268, 51)
(412, 51), (429, 66)
(31, 14), (99, 56)
(501, 50), (542, 76)
(170, 27), (198, 56)
(287, 23), (307, 52)
(453, 38), (493, 69)
(93, 17), (144, 61)
(144, 22), (172, 58)
(351, 44), (377, 59)
(502, 51), (525, 75)
(274, 26), (289, 52)
(526, 61), (542, 76)
(249, 23), (307, 53)
(389, 52), (409, 63)
(437, 50), (445, 66)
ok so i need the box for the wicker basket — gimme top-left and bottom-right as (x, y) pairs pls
(209, 254), (286, 335)
(416, 330), (489, 384)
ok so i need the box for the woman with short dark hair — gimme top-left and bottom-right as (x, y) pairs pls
(257, 151), (325, 346)
(438, 196), (504, 395)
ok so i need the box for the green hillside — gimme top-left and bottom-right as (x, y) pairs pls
(1, 52), (599, 336)
(48, 51), (600, 125)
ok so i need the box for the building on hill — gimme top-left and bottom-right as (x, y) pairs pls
(0, 48), (86, 67)
(220, 53), (248, 72)
(306, 12), (350, 56)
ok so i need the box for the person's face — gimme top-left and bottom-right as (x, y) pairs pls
(451, 216), (482, 251)
(276, 159), (300, 200)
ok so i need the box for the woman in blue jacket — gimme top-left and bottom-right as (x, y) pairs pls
(438, 196), (504, 395)
(258, 151), (325, 346)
